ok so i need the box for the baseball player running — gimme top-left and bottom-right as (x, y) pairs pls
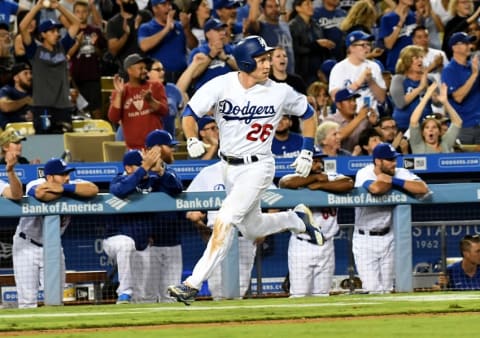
(13, 158), (98, 308)
(186, 161), (259, 300)
(279, 152), (354, 297)
(354, 143), (430, 293)
(168, 35), (324, 305)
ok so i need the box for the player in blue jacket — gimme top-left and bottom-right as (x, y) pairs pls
(103, 130), (183, 304)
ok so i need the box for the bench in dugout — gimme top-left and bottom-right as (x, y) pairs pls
(0, 270), (107, 305)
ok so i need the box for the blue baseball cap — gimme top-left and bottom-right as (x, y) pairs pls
(320, 59), (336, 78)
(449, 32), (476, 48)
(198, 116), (216, 130)
(204, 18), (227, 33)
(372, 143), (400, 160)
(123, 150), (143, 166)
(145, 129), (179, 148)
(346, 30), (373, 48)
(0, 21), (9, 31)
(151, 0), (169, 5)
(44, 158), (75, 176)
(214, 0), (241, 10)
(312, 151), (328, 159)
(335, 88), (360, 103)
(38, 19), (63, 33)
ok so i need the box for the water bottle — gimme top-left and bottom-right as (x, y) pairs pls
(61, 149), (72, 163)
(41, 110), (51, 131)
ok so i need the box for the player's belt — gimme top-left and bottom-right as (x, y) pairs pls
(220, 153), (259, 165)
(19, 232), (43, 247)
(358, 227), (390, 236)
(296, 235), (327, 243)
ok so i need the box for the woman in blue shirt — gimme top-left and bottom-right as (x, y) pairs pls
(390, 45), (438, 132)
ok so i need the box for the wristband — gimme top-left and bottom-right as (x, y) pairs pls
(392, 177), (405, 188)
(63, 184), (76, 193)
(302, 137), (315, 152)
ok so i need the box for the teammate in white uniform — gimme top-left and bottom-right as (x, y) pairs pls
(353, 143), (429, 293)
(13, 158), (98, 308)
(168, 35), (324, 305)
(186, 161), (259, 299)
(329, 30), (386, 114)
(279, 152), (353, 297)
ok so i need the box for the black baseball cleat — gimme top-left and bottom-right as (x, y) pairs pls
(294, 203), (325, 246)
(168, 284), (199, 306)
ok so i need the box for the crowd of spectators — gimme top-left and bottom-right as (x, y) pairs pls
(0, 0), (480, 154)
(1, 0), (480, 305)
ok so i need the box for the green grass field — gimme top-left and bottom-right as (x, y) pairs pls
(1, 292), (479, 337)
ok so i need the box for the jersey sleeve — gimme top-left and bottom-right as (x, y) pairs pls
(354, 166), (375, 187)
(282, 85), (309, 118)
(394, 168), (422, 181)
(25, 178), (45, 196)
(370, 61), (387, 89)
(187, 75), (224, 117)
(328, 63), (343, 93)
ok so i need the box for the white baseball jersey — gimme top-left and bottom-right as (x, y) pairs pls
(13, 177), (83, 308)
(353, 164), (421, 293)
(188, 72), (309, 156)
(354, 164), (421, 232)
(183, 72), (310, 291)
(15, 178), (84, 242)
(329, 58), (386, 113)
(288, 172), (342, 297)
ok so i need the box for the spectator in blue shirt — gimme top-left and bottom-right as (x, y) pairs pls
(379, 0), (416, 73)
(390, 45), (437, 132)
(138, 0), (194, 83)
(213, 0), (243, 43)
(313, 0), (346, 61)
(437, 235), (480, 290)
(245, 0), (295, 74)
(272, 115), (303, 158)
(441, 32), (480, 144)
(188, 17), (237, 91)
(0, 0), (27, 26)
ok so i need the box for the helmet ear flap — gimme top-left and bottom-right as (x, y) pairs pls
(239, 59), (256, 73)
(233, 35), (272, 73)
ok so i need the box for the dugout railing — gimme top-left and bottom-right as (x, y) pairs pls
(0, 183), (479, 305)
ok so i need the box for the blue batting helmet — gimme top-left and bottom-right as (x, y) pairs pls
(233, 36), (273, 73)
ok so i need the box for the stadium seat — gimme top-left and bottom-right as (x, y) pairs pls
(175, 151), (189, 160)
(102, 141), (127, 162)
(5, 122), (35, 136)
(64, 132), (115, 162)
(72, 119), (114, 133)
(101, 77), (114, 117)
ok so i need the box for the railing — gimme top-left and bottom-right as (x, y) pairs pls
(3, 182), (479, 305)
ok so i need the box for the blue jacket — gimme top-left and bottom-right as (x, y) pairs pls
(105, 166), (183, 250)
